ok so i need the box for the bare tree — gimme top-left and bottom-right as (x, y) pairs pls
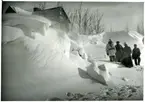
(125, 22), (129, 32)
(56, 2), (63, 7)
(110, 24), (113, 32)
(92, 9), (104, 34)
(38, 2), (46, 10)
(137, 19), (144, 35)
(81, 8), (104, 35)
(66, 4), (105, 35)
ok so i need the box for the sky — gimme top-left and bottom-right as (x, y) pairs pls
(3, 2), (144, 32)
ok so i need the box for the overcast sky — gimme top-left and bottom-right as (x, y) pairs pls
(3, 2), (144, 31)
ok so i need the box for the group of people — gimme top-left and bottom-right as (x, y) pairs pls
(106, 39), (141, 68)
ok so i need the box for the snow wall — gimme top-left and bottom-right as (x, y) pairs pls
(2, 14), (86, 100)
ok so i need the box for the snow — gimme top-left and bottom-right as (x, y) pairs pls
(128, 31), (143, 41)
(2, 14), (76, 100)
(3, 14), (51, 25)
(2, 31), (76, 100)
(68, 32), (82, 45)
(102, 31), (144, 49)
(88, 32), (106, 46)
(3, 14), (51, 36)
(69, 32), (88, 60)
(86, 61), (110, 85)
(2, 13), (143, 100)
(2, 26), (25, 44)
(11, 6), (32, 15)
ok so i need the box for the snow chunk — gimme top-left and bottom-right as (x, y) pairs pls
(86, 61), (110, 85)
(2, 26), (25, 44)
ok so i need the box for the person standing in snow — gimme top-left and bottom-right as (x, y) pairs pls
(132, 44), (141, 65)
(121, 42), (133, 68)
(106, 39), (116, 62)
(115, 41), (123, 62)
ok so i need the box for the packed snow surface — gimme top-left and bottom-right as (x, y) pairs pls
(2, 14), (143, 100)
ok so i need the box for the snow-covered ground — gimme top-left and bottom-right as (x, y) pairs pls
(2, 13), (143, 100)
(102, 31), (144, 49)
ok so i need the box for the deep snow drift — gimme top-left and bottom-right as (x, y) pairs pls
(2, 26), (25, 44)
(2, 13), (91, 100)
(2, 13), (143, 100)
(102, 31), (143, 49)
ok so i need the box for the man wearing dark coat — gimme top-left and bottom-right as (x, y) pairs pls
(121, 43), (133, 68)
(115, 41), (123, 62)
(132, 44), (141, 65)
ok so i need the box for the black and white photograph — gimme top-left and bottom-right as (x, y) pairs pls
(1, 1), (144, 101)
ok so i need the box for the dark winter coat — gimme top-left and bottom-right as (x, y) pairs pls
(132, 48), (141, 59)
(123, 46), (132, 57)
(121, 46), (133, 68)
(115, 44), (123, 62)
(121, 55), (133, 68)
(115, 44), (123, 52)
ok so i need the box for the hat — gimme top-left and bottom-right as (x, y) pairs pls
(116, 41), (120, 43)
(124, 42), (127, 45)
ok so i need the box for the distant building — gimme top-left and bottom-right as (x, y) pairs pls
(33, 7), (42, 12)
(33, 6), (70, 32)
(5, 6), (16, 13)
(5, 6), (32, 15)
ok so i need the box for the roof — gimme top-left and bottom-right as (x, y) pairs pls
(33, 6), (70, 24)
(5, 6), (32, 15)
(5, 6), (16, 13)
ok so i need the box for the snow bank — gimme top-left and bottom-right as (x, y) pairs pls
(13, 6), (32, 15)
(68, 32), (82, 45)
(33, 28), (71, 58)
(128, 31), (143, 41)
(102, 31), (143, 49)
(70, 53), (89, 68)
(70, 39), (88, 60)
(69, 32), (88, 60)
(2, 26), (25, 44)
(79, 35), (90, 46)
(128, 31), (144, 49)
(88, 32), (105, 46)
(3, 14), (51, 36)
(3, 14), (51, 25)
(2, 14), (81, 100)
(2, 26), (77, 100)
